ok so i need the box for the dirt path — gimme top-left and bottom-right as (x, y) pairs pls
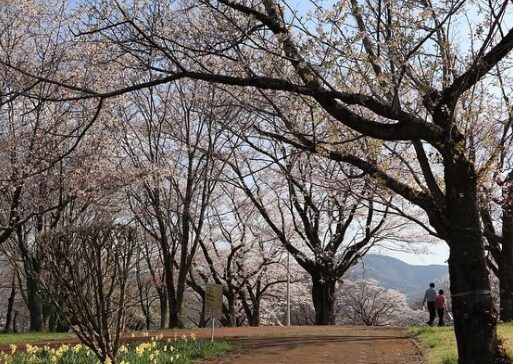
(202, 326), (422, 364)
(1, 326), (423, 363)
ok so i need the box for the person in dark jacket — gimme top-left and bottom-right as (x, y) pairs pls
(423, 282), (437, 326)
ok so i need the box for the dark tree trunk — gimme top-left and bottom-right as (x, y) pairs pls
(168, 296), (181, 329)
(499, 253), (513, 322)
(159, 290), (167, 329)
(444, 154), (508, 363)
(311, 276), (336, 325)
(168, 281), (184, 329)
(3, 275), (16, 333)
(48, 310), (69, 333)
(26, 270), (43, 332)
(500, 176), (513, 322)
(12, 311), (18, 333)
(145, 310), (151, 330)
(239, 289), (261, 327)
(162, 249), (183, 329)
(247, 304), (260, 327)
(41, 304), (52, 332)
(199, 294), (207, 328)
(226, 292), (237, 327)
(173, 277), (186, 329)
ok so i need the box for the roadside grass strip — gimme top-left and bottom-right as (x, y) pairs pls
(410, 323), (513, 364)
(0, 333), (232, 364)
(0, 333), (75, 346)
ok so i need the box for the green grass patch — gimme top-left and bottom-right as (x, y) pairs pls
(0, 332), (75, 346)
(172, 340), (233, 361)
(409, 323), (513, 364)
(409, 326), (457, 363)
(1, 336), (232, 364)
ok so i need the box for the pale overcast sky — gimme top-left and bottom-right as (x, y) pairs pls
(379, 242), (450, 266)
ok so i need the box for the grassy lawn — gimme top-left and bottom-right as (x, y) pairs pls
(409, 323), (513, 364)
(0, 332), (75, 346)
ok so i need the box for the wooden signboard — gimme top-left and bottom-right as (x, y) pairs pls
(205, 283), (223, 320)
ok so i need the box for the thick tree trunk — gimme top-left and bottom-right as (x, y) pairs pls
(3, 275), (16, 333)
(448, 248), (502, 363)
(500, 176), (513, 322)
(499, 253), (513, 322)
(311, 276), (336, 325)
(445, 155), (509, 363)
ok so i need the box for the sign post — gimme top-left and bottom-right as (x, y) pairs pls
(205, 283), (223, 341)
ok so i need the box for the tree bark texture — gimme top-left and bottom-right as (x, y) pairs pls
(159, 291), (168, 329)
(3, 275), (16, 333)
(311, 276), (336, 325)
(26, 269), (43, 332)
(445, 154), (508, 363)
(500, 176), (513, 322)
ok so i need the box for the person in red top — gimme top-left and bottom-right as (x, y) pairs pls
(435, 289), (448, 326)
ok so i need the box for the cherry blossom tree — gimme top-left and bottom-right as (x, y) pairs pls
(226, 143), (392, 325)
(3, 0), (513, 361)
(337, 279), (419, 326)
(115, 81), (237, 328)
(189, 185), (287, 326)
(57, 1), (510, 360)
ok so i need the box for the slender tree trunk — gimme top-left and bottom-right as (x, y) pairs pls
(248, 304), (261, 327)
(41, 304), (52, 332)
(48, 310), (68, 333)
(167, 290), (179, 329)
(173, 279), (185, 328)
(26, 270), (43, 332)
(145, 308), (151, 330)
(311, 276), (336, 325)
(169, 278), (185, 328)
(199, 293), (207, 328)
(500, 175), (513, 322)
(162, 249), (182, 329)
(445, 155), (509, 363)
(13, 310), (18, 333)
(225, 293), (236, 327)
(3, 275), (16, 333)
(159, 291), (168, 329)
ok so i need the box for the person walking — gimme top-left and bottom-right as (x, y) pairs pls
(435, 289), (448, 326)
(423, 282), (437, 326)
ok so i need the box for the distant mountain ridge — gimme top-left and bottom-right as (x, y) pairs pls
(348, 254), (448, 301)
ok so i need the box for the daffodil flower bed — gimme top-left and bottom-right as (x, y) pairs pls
(0, 334), (232, 364)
